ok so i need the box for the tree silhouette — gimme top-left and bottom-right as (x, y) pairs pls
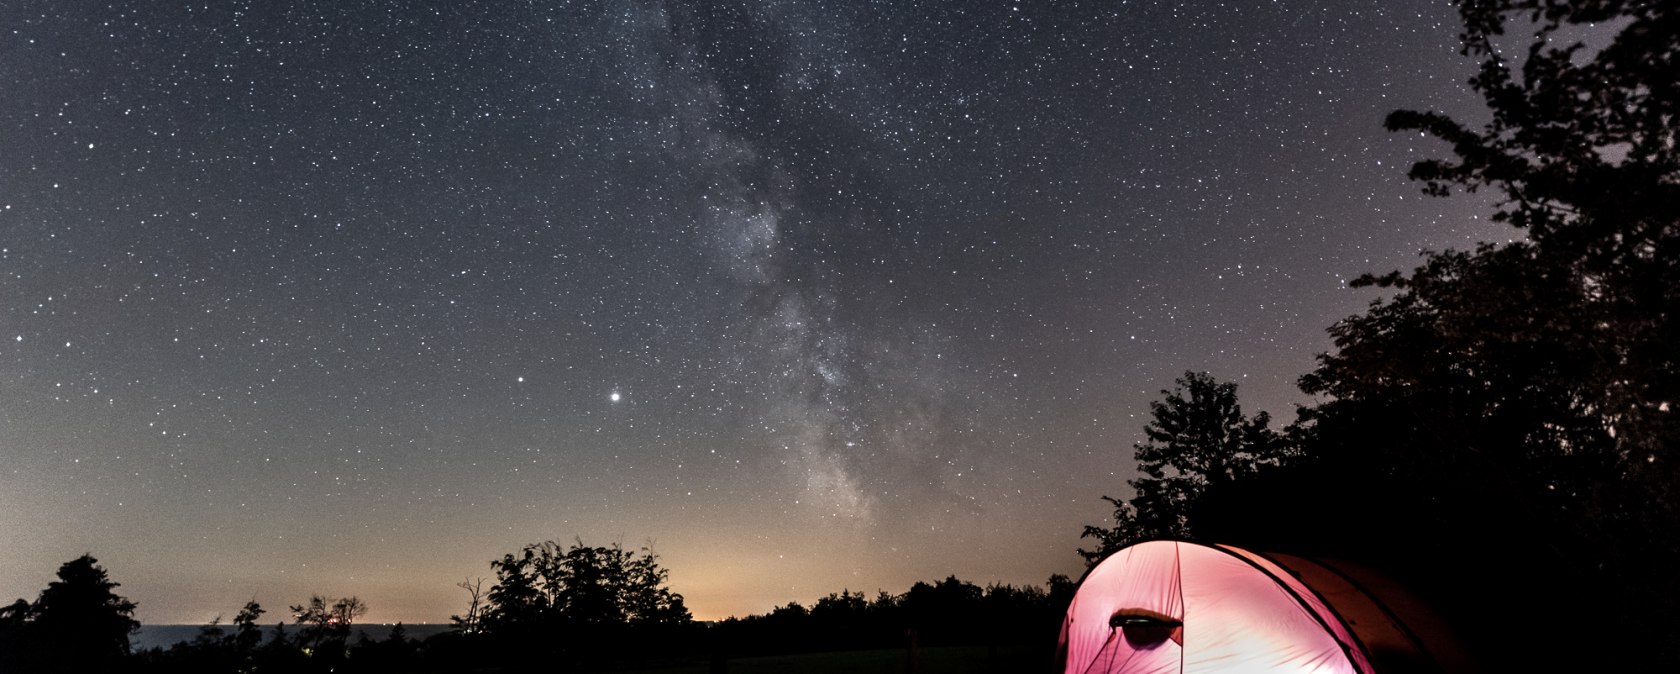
(482, 539), (690, 632)
(0, 599), (30, 672)
(903, 576), (983, 647)
(1080, 371), (1288, 564)
(711, 574), (1070, 661)
(1263, 0), (1680, 667)
(289, 595), (366, 659)
(450, 577), (487, 634)
(230, 600), (265, 655)
(1331, 0), (1680, 510)
(14, 555), (140, 673)
(478, 539), (691, 667)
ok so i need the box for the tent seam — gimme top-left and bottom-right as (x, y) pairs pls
(1175, 541), (1185, 674)
(1312, 557), (1444, 673)
(1208, 544), (1369, 674)
(1249, 550), (1378, 674)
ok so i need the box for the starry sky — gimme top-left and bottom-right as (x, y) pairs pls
(1, 0), (1509, 623)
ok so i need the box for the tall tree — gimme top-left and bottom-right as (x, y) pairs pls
(1080, 372), (1287, 564)
(1339, 0), (1680, 496)
(23, 555), (140, 673)
(1282, 0), (1678, 666)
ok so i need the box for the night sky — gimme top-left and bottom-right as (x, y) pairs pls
(2, 0), (1507, 623)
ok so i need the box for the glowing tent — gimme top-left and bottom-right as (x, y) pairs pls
(1058, 541), (1474, 674)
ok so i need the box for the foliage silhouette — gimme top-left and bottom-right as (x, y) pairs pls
(0, 599), (31, 672)
(711, 574), (1072, 662)
(0, 548), (1070, 674)
(1080, 371), (1289, 563)
(1297, 0), (1676, 666)
(481, 539), (691, 630)
(1085, 1), (1678, 669)
(0, 555), (140, 673)
(229, 601), (265, 659)
(474, 539), (694, 669)
(289, 594), (368, 662)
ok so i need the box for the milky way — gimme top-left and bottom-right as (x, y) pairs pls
(2, 0), (1506, 621)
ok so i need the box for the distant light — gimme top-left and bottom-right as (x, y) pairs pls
(516, 376), (524, 383)
(610, 392), (621, 402)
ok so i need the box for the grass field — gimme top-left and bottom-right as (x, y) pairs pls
(619, 645), (1052, 674)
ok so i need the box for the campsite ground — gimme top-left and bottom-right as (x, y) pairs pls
(620, 645), (1052, 674)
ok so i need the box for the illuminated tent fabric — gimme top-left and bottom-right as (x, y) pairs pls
(1058, 541), (1474, 674)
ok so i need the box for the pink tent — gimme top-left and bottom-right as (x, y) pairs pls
(1058, 541), (1474, 674)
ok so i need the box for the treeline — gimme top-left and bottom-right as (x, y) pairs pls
(710, 575), (1075, 659)
(1, 547), (1075, 673)
(0, 554), (431, 674)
